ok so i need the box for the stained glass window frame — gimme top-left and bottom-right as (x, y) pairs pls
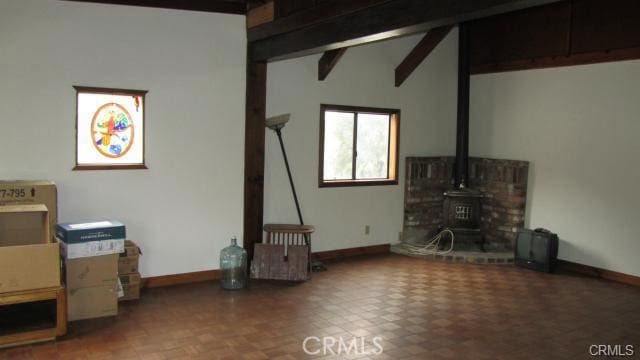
(73, 86), (148, 170)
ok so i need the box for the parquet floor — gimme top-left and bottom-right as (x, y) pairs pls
(1, 254), (639, 359)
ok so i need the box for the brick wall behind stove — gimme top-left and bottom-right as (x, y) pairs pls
(404, 157), (529, 249)
(469, 158), (529, 249)
(404, 157), (455, 237)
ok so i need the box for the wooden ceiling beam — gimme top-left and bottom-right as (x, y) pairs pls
(247, 1), (274, 28)
(318, 48), (347, 81)
(394, 25), (453, 87)
(61, 0), (247, 15)
(249, 0), (563, 62)
(248, 0), (393, 41)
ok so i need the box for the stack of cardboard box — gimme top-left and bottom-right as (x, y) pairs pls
(0, 181), (60, 293)
(118, 240), (141, 301)
(56, 221), (125, 321)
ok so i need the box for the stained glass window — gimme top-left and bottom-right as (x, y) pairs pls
(74, 87), (147, 170)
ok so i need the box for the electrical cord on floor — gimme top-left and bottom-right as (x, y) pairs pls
(397, 228), (455, 256)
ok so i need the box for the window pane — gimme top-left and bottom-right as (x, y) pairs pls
(356, 113), (389, 179)
(323, 111), (354, 180)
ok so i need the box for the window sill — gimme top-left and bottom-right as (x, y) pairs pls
(73, 164), (148, 171)
(319, 179), (398, 188)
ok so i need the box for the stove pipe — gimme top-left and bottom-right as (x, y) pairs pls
(455, 23), (470, 188)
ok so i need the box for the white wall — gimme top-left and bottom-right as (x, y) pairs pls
(470, 60), (640, 276)
(265, 30), (459, 252)
(0, 0), (246, 277)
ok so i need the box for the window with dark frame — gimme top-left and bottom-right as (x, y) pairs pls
(74, 86), (147, 170)
(319, 104), (400, 187)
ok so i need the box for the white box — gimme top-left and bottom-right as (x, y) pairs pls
(59, 238), (125, 259)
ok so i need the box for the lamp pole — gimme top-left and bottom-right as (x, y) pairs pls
(274, 127), (304, 226)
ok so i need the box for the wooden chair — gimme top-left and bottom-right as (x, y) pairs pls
(251, 224), (314, 281)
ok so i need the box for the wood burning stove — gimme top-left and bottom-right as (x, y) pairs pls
(443, 187), (482, 231)
(442, 23), (484, 249)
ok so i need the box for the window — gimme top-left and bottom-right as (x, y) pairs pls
(74, 86), (147, 170)
(319, 104), (399, 187)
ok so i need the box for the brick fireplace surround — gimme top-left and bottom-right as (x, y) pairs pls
(403, 156), (529, 251)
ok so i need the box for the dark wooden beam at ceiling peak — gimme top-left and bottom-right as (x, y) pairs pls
(62, 0), (247, 15)
(318, 48), (347, 81)
(394, 25), (453, 87)
(249, 0), (563, 62)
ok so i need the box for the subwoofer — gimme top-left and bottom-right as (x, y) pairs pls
(515, 228), (559, 273)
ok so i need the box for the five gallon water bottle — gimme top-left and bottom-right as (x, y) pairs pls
(219, 236), (247, 290)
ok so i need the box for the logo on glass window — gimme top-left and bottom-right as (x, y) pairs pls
(91, 102), (134, 158)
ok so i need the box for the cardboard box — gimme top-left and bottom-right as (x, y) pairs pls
(118, 272), (141, 301)
(65, 254), (119, 321)
(121, 240), (140, 257)
(0, 243), (60, 293)
(67, 284), (118, 321)
(0, 205), (60, 293)
(65, 254), (119, 289)
(0, 204), (49, 247)
(56, 220), (125, 244)
(0, 181), (57, 240)
(120, 282), (140, 301)
(60, 238), (125, 259)
(118, 240), (140, 274)
(118, 254), (139, 274)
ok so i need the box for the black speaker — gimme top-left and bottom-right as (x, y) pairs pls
(514, 228), (559, 273)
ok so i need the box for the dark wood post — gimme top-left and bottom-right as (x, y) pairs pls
(243, 59), (267, 263)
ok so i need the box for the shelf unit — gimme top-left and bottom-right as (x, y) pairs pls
(0, 286), (67, 348)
